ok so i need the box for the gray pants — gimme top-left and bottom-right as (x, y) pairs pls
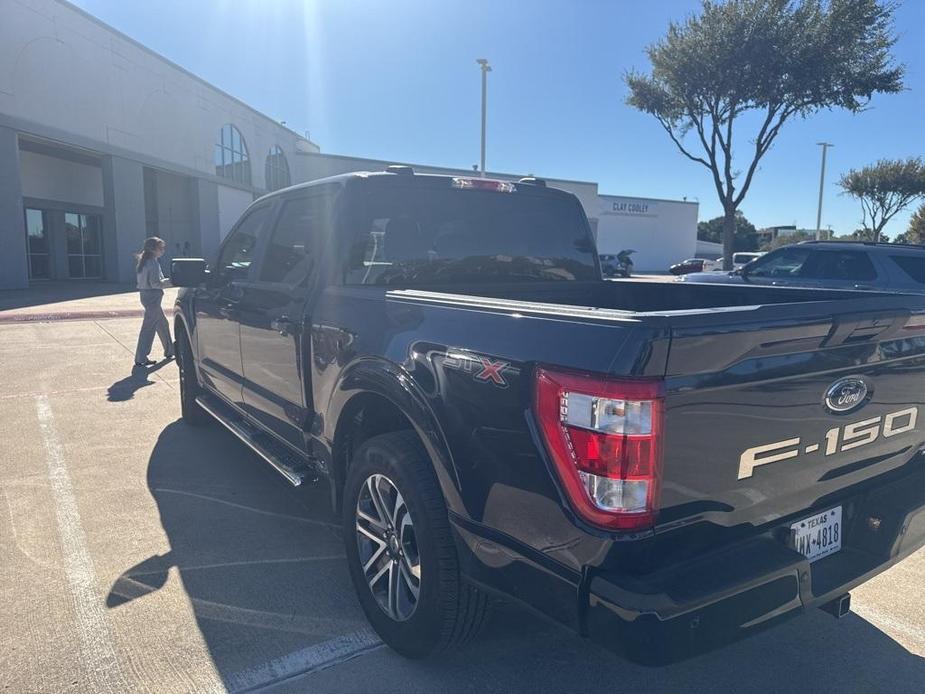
(135, 289), (172, 363)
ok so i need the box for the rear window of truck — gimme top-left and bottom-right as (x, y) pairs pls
(344, 180), (597, 285)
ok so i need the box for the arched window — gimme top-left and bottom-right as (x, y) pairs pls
(265, 145), (291, 191)
(214, 124), (251, 185)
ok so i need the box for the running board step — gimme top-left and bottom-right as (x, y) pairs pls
(195, 394), (315, 486)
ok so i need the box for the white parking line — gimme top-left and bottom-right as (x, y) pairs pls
(35, 395), (129, 693)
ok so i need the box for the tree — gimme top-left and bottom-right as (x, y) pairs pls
(892, 202), (925, 245)
(625, 0), (903, 269)
(763, 230), (815, 250)
(697, 211), (758, 250)
(836, 229), (888, 243)
(839, 158), (925, 241)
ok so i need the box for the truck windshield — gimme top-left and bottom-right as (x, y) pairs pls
(344, 181), (597, 285)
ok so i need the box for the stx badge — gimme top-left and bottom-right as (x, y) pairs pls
(443, 350), (517, 388)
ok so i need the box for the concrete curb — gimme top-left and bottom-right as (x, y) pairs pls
(0, 308), (176, 324)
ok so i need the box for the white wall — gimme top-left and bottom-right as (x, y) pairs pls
(0, 0), (318, 190)
(19, 150), (103, 207)
(596, 195), (698, 272)
(217, 185), (253, 240)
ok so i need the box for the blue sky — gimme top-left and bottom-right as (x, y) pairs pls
(72, 0), (925, 237)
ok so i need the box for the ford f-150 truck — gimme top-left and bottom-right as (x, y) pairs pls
(170, 168), (925, 664)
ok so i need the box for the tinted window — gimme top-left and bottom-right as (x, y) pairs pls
(802, 250), (877, 281)
(891, 254), (925, 284)
(218, 205), (270, 279)
(259, 193), (329, 285)
(747, 247), (812, 277)
(345, 181), (596, 285)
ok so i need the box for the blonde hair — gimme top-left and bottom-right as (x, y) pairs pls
(136, 236), (165, 273)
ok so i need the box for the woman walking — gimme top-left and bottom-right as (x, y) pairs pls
(134, 236), (174, 368)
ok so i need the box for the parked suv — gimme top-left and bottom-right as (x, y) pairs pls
(170, 173), (925, 664)
(681, 241), (925, 292)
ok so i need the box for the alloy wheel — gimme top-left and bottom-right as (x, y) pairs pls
(355, 473), (421, 621)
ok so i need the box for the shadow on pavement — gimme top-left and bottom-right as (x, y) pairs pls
(107, 420), (925, 693)
(0, 281), (134, 311)
(106, 420), (369, 687)
(106, 361), (172, 401)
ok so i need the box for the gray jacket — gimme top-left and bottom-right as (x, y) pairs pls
(136, 258), (170, 290)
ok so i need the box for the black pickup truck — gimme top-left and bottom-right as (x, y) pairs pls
(170, 168), (925, 664)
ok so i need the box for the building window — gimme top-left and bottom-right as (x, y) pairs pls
(214, 124), (251, 185)
(64, 212), (103, 279)
(24, 208), (51, 279)
(265, 145), (291, 191)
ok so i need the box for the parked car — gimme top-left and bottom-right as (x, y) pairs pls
(732, 251), (764, 269)
(680, 241), (925, 293)
(170, 170), (925, 665)
(669, 257), (721, 275)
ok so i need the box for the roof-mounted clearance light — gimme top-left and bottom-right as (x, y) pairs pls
(451, 177), (516, 193)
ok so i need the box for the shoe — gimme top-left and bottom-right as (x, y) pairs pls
(163, 351), (175, 361)
(134, 359), (157, 368)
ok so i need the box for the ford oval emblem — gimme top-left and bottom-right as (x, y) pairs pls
(824, 377), (869, 413)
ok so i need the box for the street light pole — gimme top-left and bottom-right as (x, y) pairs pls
(477, 59), (491, 176)
(815, 142), (833, 240)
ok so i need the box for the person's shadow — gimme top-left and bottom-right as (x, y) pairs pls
(106, 360), (172, 402)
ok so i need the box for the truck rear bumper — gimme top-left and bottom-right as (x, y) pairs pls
(586, 464), (925, 665)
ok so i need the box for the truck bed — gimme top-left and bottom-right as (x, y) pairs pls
(408, 278), (865, 313)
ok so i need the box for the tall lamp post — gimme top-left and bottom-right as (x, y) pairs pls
(815, 142), (834, 240)
(477, 59), (491, 176)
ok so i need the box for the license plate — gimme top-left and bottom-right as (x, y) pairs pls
(791, 506), (842, 562)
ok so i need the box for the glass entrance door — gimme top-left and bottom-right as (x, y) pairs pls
(24, 209), (51, 279)
(65, 213), (103, 279)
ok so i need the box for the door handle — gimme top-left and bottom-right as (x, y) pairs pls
(218, 305), (238, 319)
(853, 284), (875, 290)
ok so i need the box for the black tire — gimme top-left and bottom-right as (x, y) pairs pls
(176, 328), (208, 426)
(343, 430), (489, 658)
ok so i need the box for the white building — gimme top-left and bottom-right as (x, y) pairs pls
(596, 195), (699, 272)
(0, 0), (697, 289)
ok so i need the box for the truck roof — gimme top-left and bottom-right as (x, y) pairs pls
(255, 168), (575, 203)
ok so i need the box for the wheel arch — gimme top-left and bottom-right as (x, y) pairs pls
(325, 358), (463, 517)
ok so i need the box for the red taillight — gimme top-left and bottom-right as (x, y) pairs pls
(534, 367), (664, 532)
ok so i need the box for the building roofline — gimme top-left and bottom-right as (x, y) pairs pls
(56, 0), (320, 150)
(598, 192), (699, 206)
(294, 150), (600, 187)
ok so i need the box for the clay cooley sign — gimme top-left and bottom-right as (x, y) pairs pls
(604, 199), (658, 216)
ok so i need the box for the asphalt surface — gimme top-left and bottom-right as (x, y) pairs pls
(1, 315), (923, 693)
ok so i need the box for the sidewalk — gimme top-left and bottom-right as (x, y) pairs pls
(0, 282), (179, 323)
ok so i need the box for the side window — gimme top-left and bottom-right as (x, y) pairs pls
(890, 255), (925, 285)
(747, 248), (812, 277)
(259, 193), (329, 285)
(803, 251), (877, 281)
(217, 205), (270, 279)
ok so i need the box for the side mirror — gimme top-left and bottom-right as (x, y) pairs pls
(171, 258), (208, 287)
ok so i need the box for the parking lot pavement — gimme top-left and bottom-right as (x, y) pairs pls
(1, 317), (923, 693)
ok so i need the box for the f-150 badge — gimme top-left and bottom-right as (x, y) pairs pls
(738, 406), (918, 480)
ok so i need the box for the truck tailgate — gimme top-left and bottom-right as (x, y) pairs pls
(658, 295), (925, 539)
